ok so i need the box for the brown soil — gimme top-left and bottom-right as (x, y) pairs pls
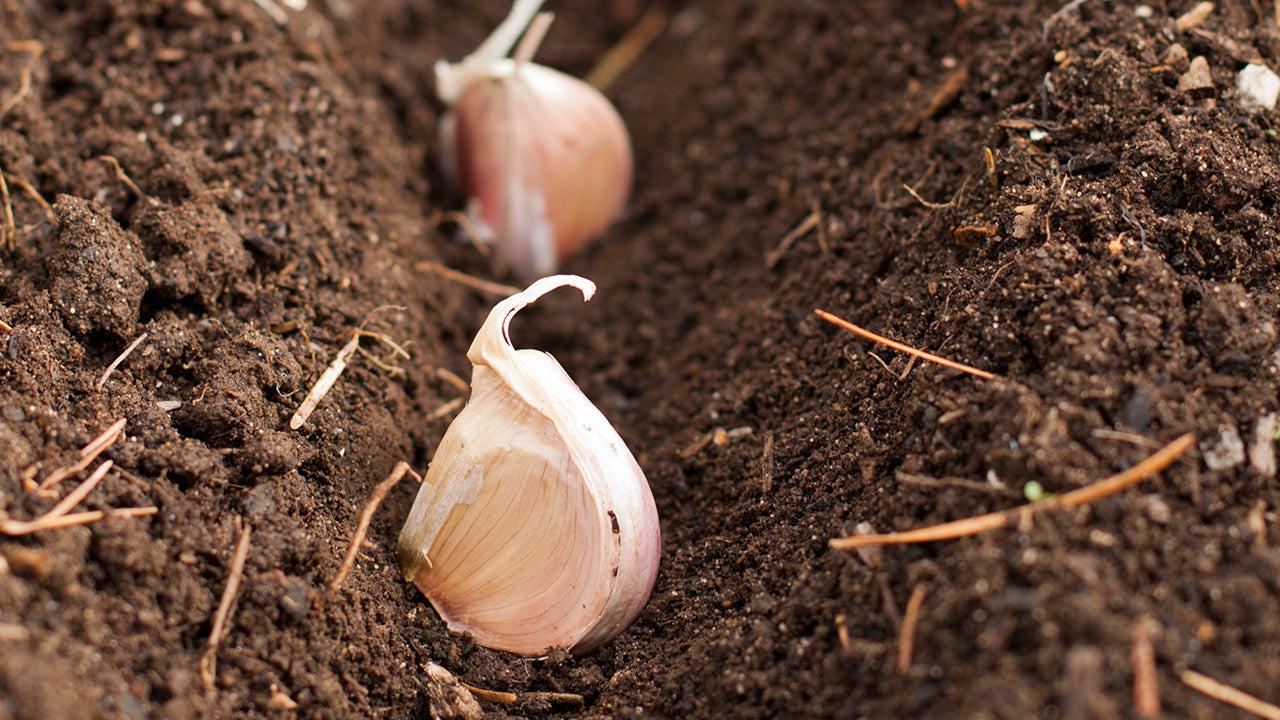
(3, 0), (1280, 718)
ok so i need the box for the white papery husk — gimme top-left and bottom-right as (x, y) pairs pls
(398, 275), (660, 656)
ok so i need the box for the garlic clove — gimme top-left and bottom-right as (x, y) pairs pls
(437, 1), (634, 280)
(398, 275), (660, 656)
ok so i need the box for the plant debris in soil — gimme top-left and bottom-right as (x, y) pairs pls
(3, 0), (1280, 718)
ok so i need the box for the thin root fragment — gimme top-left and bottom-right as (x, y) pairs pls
(830, 433), (1194, 550)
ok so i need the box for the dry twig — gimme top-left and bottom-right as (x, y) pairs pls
(416, 260), (520, 297)
(461, 683), (518, 704)
(896, 471), (1020, 498)
(830, 433), (1194, 549)
(816, 309), (995, 380)
(330, 461), (418, 593)
(290, 309), (410, 429)
(761, 433), (775, 493)
(34, 418), (127, 496)
(425, 364), (471, 394)
(0, 168), (13, 252)
(1181, 670), (1280, 719)
(98, 332), (149, 391)
(896, 584), (928, 674)
(902, 183), (955, 210)
(201, 520), (252, 691)
(586, 4), (669, 90)
(290, 334), (360, 430)
(2, 460), (155, 535)
(428, 397), (465, 420)
(460, 683), (584, 709)
(1132, 617), (1160, 718)
(898, 66), (970, 135)
(430, 209), (490, 257)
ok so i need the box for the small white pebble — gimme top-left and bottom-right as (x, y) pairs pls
(156, 400), (182, 412)
(1238, 63), (1280, 112)
(1134, 5), (1154, 18)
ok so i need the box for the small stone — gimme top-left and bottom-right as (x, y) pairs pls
(1177, 56), (1215, 99)
(1161, 43), (1189, 72)
(1202, 424), (1245, 471)
(1143, 496), (1172, 525)
(1237, 63), (1280, 112)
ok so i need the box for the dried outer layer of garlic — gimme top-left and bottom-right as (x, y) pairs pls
(398, 275), (660, 656)
(437, 0), (633, 280)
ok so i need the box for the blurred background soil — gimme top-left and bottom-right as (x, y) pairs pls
(2, 0), (1280, 717)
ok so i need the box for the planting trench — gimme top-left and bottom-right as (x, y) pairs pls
(3, 0), (1280, 718)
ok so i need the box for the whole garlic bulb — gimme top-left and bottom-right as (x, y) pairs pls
(437, 0), (634, 280)
(398, 275), (660, 656)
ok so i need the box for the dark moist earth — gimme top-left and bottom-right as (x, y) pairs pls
(2, 0), (1280, 718)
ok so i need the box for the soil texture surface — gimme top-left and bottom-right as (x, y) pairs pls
(3, 0), (1280, 718)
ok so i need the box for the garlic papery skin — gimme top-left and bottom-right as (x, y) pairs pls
(398, 275), (660, 656)
(437, 0), (634, 280)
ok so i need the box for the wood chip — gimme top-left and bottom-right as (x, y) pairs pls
(1249, 414), (1277, 477)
